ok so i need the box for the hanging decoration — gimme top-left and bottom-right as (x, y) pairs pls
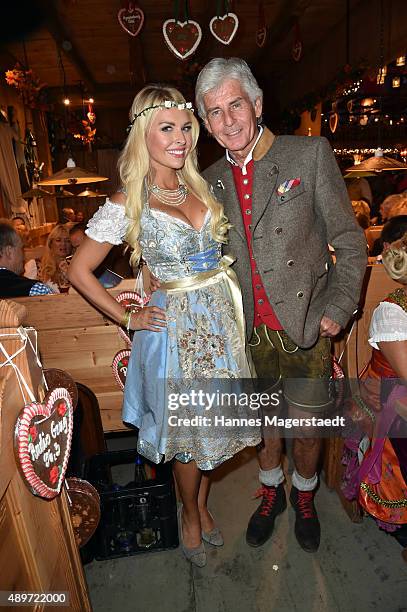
(112, 349), (131, 391)
(291, 20), (302, 62)
(209, 1), (239, 46)
(5, 63), (47, 107)
(163, 1), (202, 60)
(86, 101), (96, 125)
(329, 102), (339, 133)
(66, 477), (101, 548)
(118, 1), (145, 37)
(256, 0), (267, 48)
(14, 387), (74, 499)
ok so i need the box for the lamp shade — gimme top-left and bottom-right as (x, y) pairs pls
(77, 188), (107, 197)
(38, 158), (108, 185)
(346, 148), (407, 172)
(55, 188), (75, 198)
(22, 187), (54, 198)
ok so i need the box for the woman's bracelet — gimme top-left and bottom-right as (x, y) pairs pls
(120, 307), (141, 331)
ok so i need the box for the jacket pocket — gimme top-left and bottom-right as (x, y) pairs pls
(276, 182), (306, 204)
(312, 256), (330, 284)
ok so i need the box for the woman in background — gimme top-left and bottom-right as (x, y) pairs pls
(343, 225), (407, 559)
(40, 224), (72, 292)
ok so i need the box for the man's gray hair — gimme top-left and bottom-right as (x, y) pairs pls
(0, 219), (19, 254)
(195, 58), (263, 120)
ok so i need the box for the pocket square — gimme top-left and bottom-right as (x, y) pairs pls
(277, 178), (301, 196)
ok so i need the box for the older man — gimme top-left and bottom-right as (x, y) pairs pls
(0, 220), (53, 297)
(197, 58), (367, 552)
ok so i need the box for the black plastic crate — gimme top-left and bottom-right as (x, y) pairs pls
(85, 449), (179, 560)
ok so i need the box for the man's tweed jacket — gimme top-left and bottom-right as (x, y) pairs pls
(203, 128), (367, 348)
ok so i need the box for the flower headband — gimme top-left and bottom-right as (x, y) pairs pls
(127, 100), (194, 132)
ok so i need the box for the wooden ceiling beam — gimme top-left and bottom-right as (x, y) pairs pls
(34, 0), (96, 91)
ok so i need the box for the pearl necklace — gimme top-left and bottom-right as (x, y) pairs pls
(148, 180), (188, 207)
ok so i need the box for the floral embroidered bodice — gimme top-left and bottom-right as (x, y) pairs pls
(86, 198), (221, 281)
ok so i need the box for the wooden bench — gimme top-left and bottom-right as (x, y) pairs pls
(10, 279), (135, 433)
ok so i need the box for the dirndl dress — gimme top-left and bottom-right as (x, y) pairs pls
(86, 198), (260, 469)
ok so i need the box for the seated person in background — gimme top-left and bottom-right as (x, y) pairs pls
(75, 211), (85, 223)
(379, 193), (407, 224)
(0, 220), (54, 297)
(61, 207), (76, 229)
(69, 223), (87, 251)
(12, 215), (32, 247)
(39, 224), (72, 292)
(69, 222), (133, 287)
(351, 200), (371, 230)
(346, 176), (372, 206)
(371, 215), (407, 257)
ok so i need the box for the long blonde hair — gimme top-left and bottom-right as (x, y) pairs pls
(118, 84), (229, 266)
(40, 224), (71, 283)
(382, 232), (407, 284)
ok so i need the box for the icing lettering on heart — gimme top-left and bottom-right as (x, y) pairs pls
(14, 387), (73, 499)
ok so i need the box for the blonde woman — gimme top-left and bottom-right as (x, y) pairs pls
(40, 224), (72, 292)
(68, 85), (260, 566)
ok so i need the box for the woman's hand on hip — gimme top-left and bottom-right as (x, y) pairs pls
(130, 306), (166, 332)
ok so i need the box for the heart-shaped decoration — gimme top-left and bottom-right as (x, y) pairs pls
(112, 349), (131, 391)
(118, 4), (145, 37)
(115, 290), (150, 346)
(14, 387), (73, 499)
(209, 13), (239, 46)
(292, 39), (302, 62)
(66, 477), (101, 548)
(329, 112), (339, 133)
(256, 26), (267, 48)
(163, 19), (202, 60)
(42, 368), (78, 411)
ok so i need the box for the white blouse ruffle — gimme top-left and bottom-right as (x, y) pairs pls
(368, 301), (407, 349)
(85, 198), (129, 245)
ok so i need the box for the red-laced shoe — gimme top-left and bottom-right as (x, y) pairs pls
(289, 485), (321, 552)
(246, 483), (287, 547)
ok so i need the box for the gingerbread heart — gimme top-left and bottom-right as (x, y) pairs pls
(209, 13), (239, 46)
(329, 112), (339, 133)
(42, 368), (78, 411)
(163, 19), (202, 60)
(66, 477), (101, 548)
(256, 26), (267, 48)
(118, 4), (144, 37)
(112, 349), (131, 391)
(14, 387), (73, 499)
(116, 290), (150, 346)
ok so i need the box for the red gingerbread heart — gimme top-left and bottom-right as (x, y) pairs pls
(115, 290), (150, 346)
(112, 349), (132, 391)
(163, 19), (202, 60)
(118, 4), (144, 37)
(14, 387), (73, 499)
(209, 13), (239, 45)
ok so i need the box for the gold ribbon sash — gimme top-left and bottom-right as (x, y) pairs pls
(160, 254), (246, 346)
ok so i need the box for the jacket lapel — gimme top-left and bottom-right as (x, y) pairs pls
(213, 158), (246, 241)
(251, 156), (279, 230)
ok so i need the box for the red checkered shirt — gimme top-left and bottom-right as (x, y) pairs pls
(231, 160), (282, 330)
